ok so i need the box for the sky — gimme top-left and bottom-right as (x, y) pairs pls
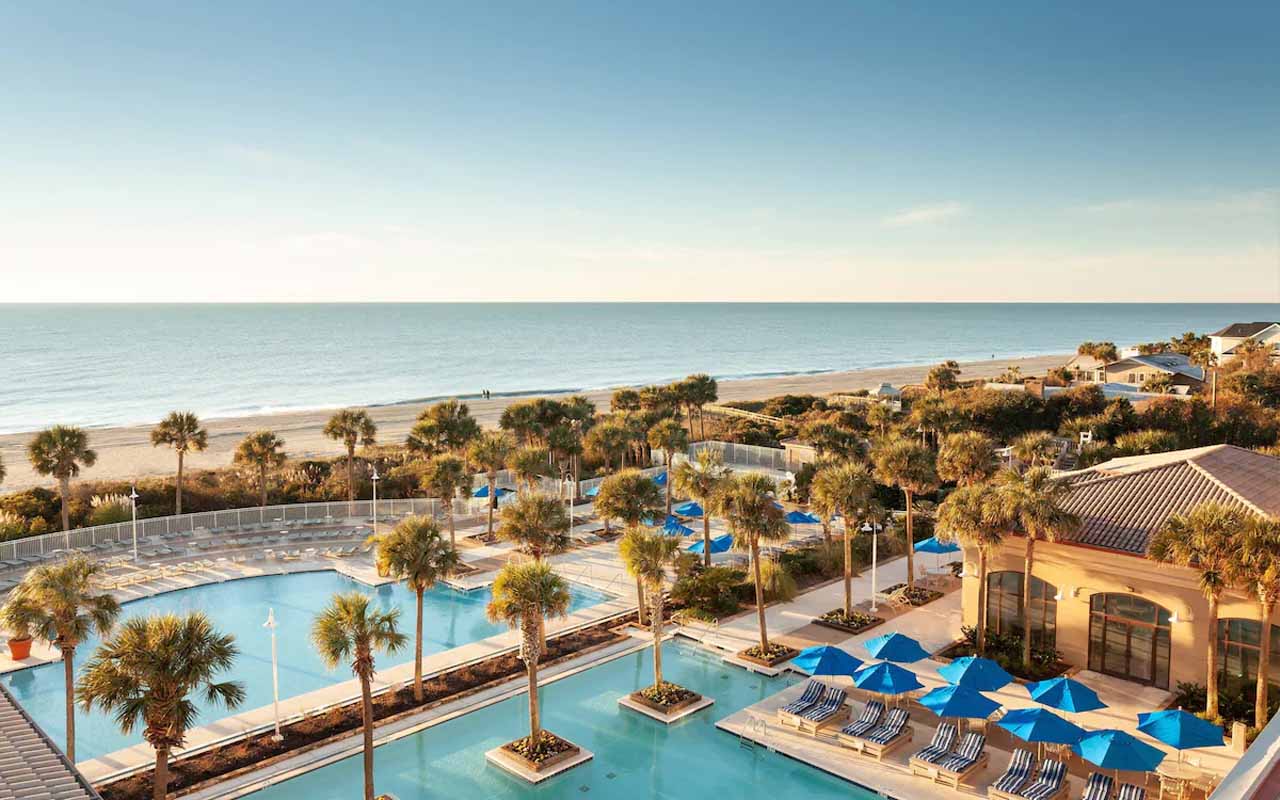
(2, 1), (1278, 302)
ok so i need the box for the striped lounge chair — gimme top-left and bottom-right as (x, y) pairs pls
(777, 680), (825, 725)
(1116, 784), (1144, 800)
(1080, 773), (1113, 800)
(910, 722), (959, 771)
(1020, 760), (1069, 800)
(855, 707), (912, 760)
(796, 687), (849, 733)
(836, 701), (884, 746)
(935, 732), (988, 788)
(989, 749), (1037, 798)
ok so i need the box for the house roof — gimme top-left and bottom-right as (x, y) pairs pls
(1110, 352), (1205, 381)
(0, 682), (101, 800)
(871, 383), (901, 397)
(1056, 445), (1280, 555)
(1210, 321), (1280, 338)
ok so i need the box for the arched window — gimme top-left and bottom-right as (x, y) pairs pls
(1218, 619), (1280, 689)
(985, 571), (1057, 649)
(1088, 593), (1172, 689)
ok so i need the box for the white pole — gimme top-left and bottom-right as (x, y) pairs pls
(129, 485), (140, 563)
(565, 477), (574, 531)
(264, 608), (283, 741)
(371, 467), (380, 538)
(865, 521), (880, 612)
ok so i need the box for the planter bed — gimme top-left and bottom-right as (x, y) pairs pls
(735, 643), (798, 668)
(881, 583), (944, 607)
(486, 731), (591, 783)
(620, 683), (714, 724)
(812, 609), (885, 636)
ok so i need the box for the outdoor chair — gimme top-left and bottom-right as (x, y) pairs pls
(851, 707), (912, 761)
(988, 748), (1037, 798)
(1018, 760), (1068, 800)
(836, 701), (884, 745)
(1080, 773), (1113, 800)
(909, 722), (958, 769)
(934, 732), (988, 788)
(1115, 784), (1144, 800)
(777, 680), (825, 725)
(796, 686), (849, 733)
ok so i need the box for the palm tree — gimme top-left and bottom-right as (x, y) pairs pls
(990, 467), (1080, 667)
(467, 431), (513, 536)
(233, 430), (286, 507)
(937, 431), (997, 487)
(717, 473), (791, 655)
(672, 449), (732, 566)
(1, 555), (120, 761)
(28, 425), (97, 532)
(866, 403), (897, 438)
(312, 592), (407, 800)
(149, 411), (208, 515)
(559, 395), (596, 491)
(936, 484), (1004, 657)
(324, 409), (378, 505)
(683, 374), (718, 440)
(1011, 431), (1057, 470)
(620, 529), (681, 686)
(497, 492), (571, 561)
(510, 445), (549, 491)
(406, 399), (480, 457)
(372, 517), (459, 701)
(648, 418), (689, 515)
(811, 461), (877, 615)
(420, 454), (472, 548)
(594, 470), (664, 624)
(907, 395), (950, 447)
(872, 437), (939, 590)
(584, 419), (630, 473)
(77, 613), (243, 800)
(1230, 515), (1280, 728)
(486, 561), (572, 749)
(1149, 502), (1246, 719)
(1189, 346), (1219, 409)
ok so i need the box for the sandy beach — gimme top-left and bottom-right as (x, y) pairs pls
(0, 354), (1066, 491)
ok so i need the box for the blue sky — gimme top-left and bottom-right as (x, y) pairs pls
(2, 1), (1277, 301)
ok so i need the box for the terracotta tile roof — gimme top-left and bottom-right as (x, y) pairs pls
(0, 682), (100, 800)
(1058, 445), (1280, 555)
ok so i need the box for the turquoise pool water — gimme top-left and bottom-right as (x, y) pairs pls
(246, 641), (880, 799)
(0, 570), (610, 762)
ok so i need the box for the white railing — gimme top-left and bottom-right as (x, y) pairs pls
(689, 440), (790, 472)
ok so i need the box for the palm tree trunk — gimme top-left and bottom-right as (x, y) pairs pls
(59, 476), (71, 531)
(976, 549), (989, 657)
(652, 582), (664, 686)
(842, 514), (853, 616)
(486, 473), (496, 535)
(752, 538), (769, 651)
(259, 466), (268, 507)
(414, 588), (425, 702)
(360, 672), (375, 800)
(62, 644), (76, 761)
(636, 577), (647, 626)
(347, 448), (356, 506)
(153, 744), (170, 800)
(821, 520), (831, 545)
(1257, 597), (1273, 728)
(1207, 594), (1220, 719)
(524, 625), (542, 742)
(905, 489), (916, 589)
(176, 450), (185, 515)
(702, 516), (712, 568)
(664, 457), (672, 515)
(1021, 535), (1036, 667)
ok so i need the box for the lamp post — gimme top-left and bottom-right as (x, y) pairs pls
(862, 520), (884, 612)
(129, 485), (139, 563)
(370, 466), (381, 538)
(263, 609), (283, 742)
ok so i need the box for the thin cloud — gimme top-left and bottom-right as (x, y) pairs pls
(882, 202), (969, 227)
(1080, 188), (1278, 217)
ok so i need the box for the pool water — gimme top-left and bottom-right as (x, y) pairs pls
(0, 570), (610, 762)
(246, 641), (881, 800)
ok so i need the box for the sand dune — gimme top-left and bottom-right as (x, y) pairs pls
(0, 353), (1066, 491)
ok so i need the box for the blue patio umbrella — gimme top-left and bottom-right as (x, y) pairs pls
(938, 656), (1014, 692)
(914, 536), (961, 555)
(785, 510), (822, 524)
(472, 485), (514, 499)
(772, 500), (785, 509)
(1072, 729), (1166, 774)
(997, 707), (1086, 746)
(792, 645), (864, 678)
(661, 515), (695, 537)
(584, 485), (600, 498)
(851, 662), (923, 696)
(688, 533), (733, 554)
(1026, 677), (1107, 714)
(1137, 710), (1224, 755)
(919, 684), (1001, 721)
(653, 471), (668, 486)
(673, 501), (704, 517)
(864, 632), (929, 663)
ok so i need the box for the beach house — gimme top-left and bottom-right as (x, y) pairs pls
(960, 445), (1280, 691)
(1210, 321), (1280, 364)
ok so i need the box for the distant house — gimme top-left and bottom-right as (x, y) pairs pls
(1103, 352), (1204, 393)
(1062, 353), (1107, 383)
(1210, 321), (1280, 363)
(870, 382), (901, 400)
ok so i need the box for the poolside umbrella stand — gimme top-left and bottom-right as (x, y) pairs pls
(1025, 677), (1107, 714)
(660, 515), (695, 537)
(913, 535), (961, 574)
(792, 645), (864, 682)
(688, 533), (733, 554)
(918, 684), (1001, 731)
(851, 661), (923, 706)
(864, 632), (929, 663)
(672, 501), (704, 518)
(996, 706), (1085, 760)
(785, 510), (821, 525)
(1072, 729), (1165, 783)
(938, 656), (1013, 693)
(1136, 709), (1224, 767)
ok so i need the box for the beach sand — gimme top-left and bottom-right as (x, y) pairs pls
(0, 354), (1066, 491)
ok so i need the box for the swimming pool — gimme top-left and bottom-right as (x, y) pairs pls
(245, 641), (881, 799)
(0, 570), (610, 762)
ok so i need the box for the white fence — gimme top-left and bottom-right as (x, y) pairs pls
(689, 440), (790, 472)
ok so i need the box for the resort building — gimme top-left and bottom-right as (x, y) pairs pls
(1210, 321), (1280, 364)
(961, 444), (1279, 691)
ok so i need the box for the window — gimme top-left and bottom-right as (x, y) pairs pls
(1218, 619), (1280, 689)
(985, 571), (1057, 649)
(1088, 593), (1172, 688)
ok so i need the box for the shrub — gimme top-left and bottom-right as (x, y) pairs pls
(749, 558), (798, 603)
(670, 565), (742, 617)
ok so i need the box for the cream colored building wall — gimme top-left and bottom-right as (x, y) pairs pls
(960, 539), (1278, 690)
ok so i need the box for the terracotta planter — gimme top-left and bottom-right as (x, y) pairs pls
(7, 637), (33, 660)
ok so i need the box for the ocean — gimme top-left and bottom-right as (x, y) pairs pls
(1, 303), (1276, 434)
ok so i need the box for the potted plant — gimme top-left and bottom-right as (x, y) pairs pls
(2, 601), (33, 660)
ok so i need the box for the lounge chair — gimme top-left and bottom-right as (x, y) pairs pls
(1019, 760), (1068, 800)
(934, 732), (988, 788)
(989, 749), (1037, 798)
(853, 707), (912, 761)
(1115, 784), (1144, 800)
(909, 722), (959, 770)
(1080, 773), (1113, 800)
(836, 701), (884, 745)
(777, 680), (826, 725)
(795, 687), (849, 733)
